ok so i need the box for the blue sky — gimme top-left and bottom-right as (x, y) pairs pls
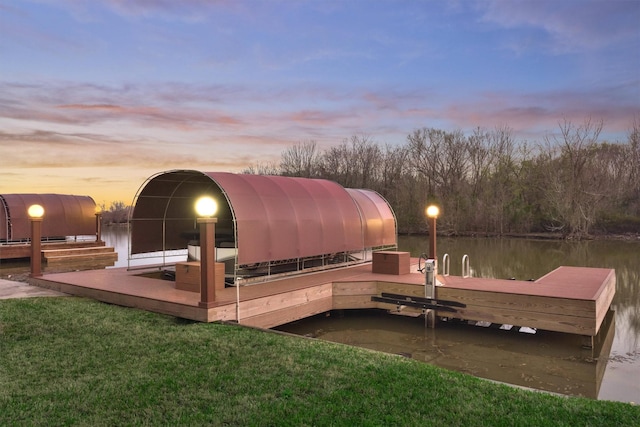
(1, 0), (639, 204)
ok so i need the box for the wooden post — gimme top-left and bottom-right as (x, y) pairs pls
(30, 217), (43, 278)
(426, 206), (438, 328)
(429, 216), (437, 261)
(429, 280), (438, 328)
(198, 217), (217, 308)
(95, 212), (102, 242)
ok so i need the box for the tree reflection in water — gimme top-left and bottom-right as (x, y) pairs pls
(278, 236), (640, 403)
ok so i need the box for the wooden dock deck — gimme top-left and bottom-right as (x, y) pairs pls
(29, 259), (615, 344)
(436, 267), (616, 337)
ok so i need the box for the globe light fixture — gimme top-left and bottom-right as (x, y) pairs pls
(195, 196), (218, 218)
(426, 204), (439, 219)
(28, 204), (45, 219)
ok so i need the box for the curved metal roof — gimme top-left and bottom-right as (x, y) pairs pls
(345, 188), (396, 248)
(0, 194), (96, 241)
(211, 172), (363, 265)
(130, 170), (397, 266)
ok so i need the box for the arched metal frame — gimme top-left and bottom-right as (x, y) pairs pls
(128, 170), (234, 267)
(129, 170), (397, 285)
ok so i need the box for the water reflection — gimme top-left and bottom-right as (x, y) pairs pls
(278, 236), (640, 403)
(282, 309), (615, 399)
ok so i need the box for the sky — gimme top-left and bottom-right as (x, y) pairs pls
(1, 0), (639, 206)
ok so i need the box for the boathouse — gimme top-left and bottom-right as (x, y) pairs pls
(1, 193), (96, 243)
(0, 193), (117, 268)
(129, 170), (397, 284)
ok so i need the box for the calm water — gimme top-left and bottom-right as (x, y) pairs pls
(3, 228), (636, 401)
(100, 228), (639, 402)
(277, 236), (640, 403)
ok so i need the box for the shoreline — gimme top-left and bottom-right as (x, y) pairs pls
(101, 221), (640, 241)
(400, 231), (640, 241)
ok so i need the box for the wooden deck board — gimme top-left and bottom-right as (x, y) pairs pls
(435, 288), (594, 317)
(28, 262), (615, 339)
(241, 297), (334, 329)
(439, 268), (609, 300)
(333, 294), (379, 310)
(239, 283), (333, 319)
(31, 268), (201, 306)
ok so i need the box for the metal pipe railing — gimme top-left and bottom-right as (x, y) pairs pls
(462, 254), (470, 278)
(442, 253), (450, 276)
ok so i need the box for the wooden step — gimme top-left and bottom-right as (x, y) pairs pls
(45, 251), (118, 267)
(43, 246), (118, 269)
(42, 246), (115, 258)
(1, 241), (105, 260)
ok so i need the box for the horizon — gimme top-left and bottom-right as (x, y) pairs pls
(1, 0), (638, 205)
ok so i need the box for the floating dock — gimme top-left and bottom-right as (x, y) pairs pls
(29, 255), (615, 348)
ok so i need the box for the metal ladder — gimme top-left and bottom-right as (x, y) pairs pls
(441, 253), (471, 278)
(442, 253), (450, 276)
(462, 254), (471, 278)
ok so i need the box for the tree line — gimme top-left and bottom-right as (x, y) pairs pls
(99, 201), (130, 225)
(245, 118), (640, 239)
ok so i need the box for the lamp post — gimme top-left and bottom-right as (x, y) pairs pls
(28, 204), (45, 278)
(425, 205), (439, 261)
(424, 205), (439, 301)
(195, 196), (218, 308)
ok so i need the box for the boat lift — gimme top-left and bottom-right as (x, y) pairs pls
(371, 253), (466, 325)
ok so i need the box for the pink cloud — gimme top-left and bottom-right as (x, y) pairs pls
(51, 100), (243, 130)
(1, 78), (637, 165)
(57, 103), (123, 111)
(439, 87), (638, 141)
(287, 110), (349, 126)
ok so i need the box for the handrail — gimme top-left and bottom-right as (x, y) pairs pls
(417, 253), (429, 273)
(462, 254), (470, 278)
(442, 253), (450, 276)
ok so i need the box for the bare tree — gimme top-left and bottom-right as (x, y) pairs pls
(487, 126), (518, 234)
(466, 127), (494, 230)
(407, 128), (435, 197)
(319, 142), (353, 186)
(349, 135), (382, 188)
(542, 118), (604, 238)
(101, 201), (131, 224)
(243, 161), (281, 175)
(280, 140), (319, 178)
(628, 117), (640, 215)
(317, 135), (381, 188)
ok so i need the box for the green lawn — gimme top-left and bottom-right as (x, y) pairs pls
(1, 297), (638, 426)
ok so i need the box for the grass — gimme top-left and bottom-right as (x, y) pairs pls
(1, 297), (638, 426)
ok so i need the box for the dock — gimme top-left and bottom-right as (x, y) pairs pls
(29, 257), (615, 347)
(437, 267), (615, 338)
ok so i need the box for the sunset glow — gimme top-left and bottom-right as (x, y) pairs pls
(1, 0), (638, 205)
